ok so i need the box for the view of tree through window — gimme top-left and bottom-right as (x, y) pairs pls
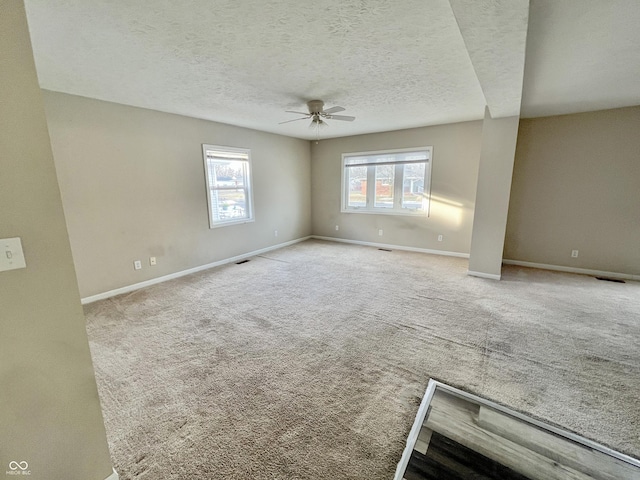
(342, 148), (432, 215)
(347, 166), (367, 207)
(203, 145), (254, 228)
(402, 162), (425, 209)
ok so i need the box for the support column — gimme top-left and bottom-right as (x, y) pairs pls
(468, 108), (520, 279)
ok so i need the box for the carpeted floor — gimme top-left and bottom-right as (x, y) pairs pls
(84, 239), (640, 479)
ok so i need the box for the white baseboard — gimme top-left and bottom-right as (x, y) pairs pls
(105, 469), (119, 480)
(81, 236), (311, 304)
(311, 235), (470, 258)
(502, 259), (640, 281)
(467, 270), (501, 280)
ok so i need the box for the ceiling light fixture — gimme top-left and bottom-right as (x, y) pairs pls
(279, 100), (355, 143)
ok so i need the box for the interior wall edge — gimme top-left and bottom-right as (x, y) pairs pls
(104, 469), (119, 480)
(505, 106), (640, 276)
(43, 90), (312, 298)
(502, 259), (640, 282)
(310, 120), (483, 256)
(1, 2), (113, 477)
(81, 236), (312, 305)
(467, 270), (502, 280)
(311, 235), (470, 258)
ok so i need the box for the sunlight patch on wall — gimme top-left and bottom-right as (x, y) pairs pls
(429, 194), (464, 227)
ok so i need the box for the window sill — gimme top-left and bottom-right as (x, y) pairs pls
(340, 208), (427, 217)
(209, 218), (255, 229)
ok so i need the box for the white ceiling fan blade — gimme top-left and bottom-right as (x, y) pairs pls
(323, 106), (345, 114)
(279, 117), (309, 124)
(280, 102), (351, 129)
(327, 114), (355, 122)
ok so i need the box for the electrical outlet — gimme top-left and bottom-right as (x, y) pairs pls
(274, 230), (278, 237)
(437, 234), (443, 242)
(149, 256), (157, 266)
(571, 250), (579, 258)
(335, 225), (339, 231)
(378, 229), (383, 236)
(134, 260), (142, 270)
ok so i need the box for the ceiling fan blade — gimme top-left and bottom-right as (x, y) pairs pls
(285, 110), (311, 116)
(327, 114), (355, 122)
(279, 117), (309, 124)
(323, 106), (345, 114)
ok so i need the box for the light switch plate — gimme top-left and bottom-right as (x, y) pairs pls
(0, 237), (27, 272)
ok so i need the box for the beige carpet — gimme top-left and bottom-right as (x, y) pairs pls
(84, 239), (640, 479)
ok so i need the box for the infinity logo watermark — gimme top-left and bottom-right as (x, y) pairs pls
(6, 461), (31, 476)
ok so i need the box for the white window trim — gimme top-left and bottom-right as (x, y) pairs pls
(340, 146), (433, 216)
(202, 144), (255, 229)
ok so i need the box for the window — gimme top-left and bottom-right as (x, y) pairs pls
(202, 144), (254, 228)
(342, 147), (432, 215)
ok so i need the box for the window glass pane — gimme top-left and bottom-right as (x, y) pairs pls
(210, 160), (246, 187)
(203, 145), (253, 228)
(342, 148), (431, 215)
(347, 166), (367, 207)
(210, 189), (248, 221)
(375, 165), (394, 208)
(402, 162), (426, 209)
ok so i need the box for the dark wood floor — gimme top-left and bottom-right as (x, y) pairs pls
(405, 431), (531, 480)
(398, 386), (640, 480)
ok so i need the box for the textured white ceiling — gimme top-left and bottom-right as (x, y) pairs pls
(450, 0), (529, 118)
(21, 0), (504, 139)
(22, 1), (640, 140)
(521, 0), (640, 117)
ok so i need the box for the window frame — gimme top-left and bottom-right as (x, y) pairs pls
(340, 146), (433, 216)
(202, 144), (255, 229)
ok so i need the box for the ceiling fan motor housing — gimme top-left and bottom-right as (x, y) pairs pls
(307, 100), (325, 114)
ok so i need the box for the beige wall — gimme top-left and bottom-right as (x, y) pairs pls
(0, 3), (113, 479)
(43, 92), (311, 298)
(505, 107), (640, 275)
(468, 112), (520, 278)
(311, 122), (483, 253)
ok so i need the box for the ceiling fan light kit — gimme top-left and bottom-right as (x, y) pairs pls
(280, 100), (355, 140)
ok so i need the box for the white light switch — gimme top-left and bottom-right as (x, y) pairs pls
(0, 237), (27, 272)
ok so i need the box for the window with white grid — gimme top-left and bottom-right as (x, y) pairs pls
(342, 147), (432, 215)
(203, 145), (254, 228)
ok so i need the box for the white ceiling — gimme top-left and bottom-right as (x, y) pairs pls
(24, 1), (640, 140)
(521, 0), (640, 117)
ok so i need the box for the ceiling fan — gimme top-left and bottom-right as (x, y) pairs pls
(279, 100), (355, 128)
